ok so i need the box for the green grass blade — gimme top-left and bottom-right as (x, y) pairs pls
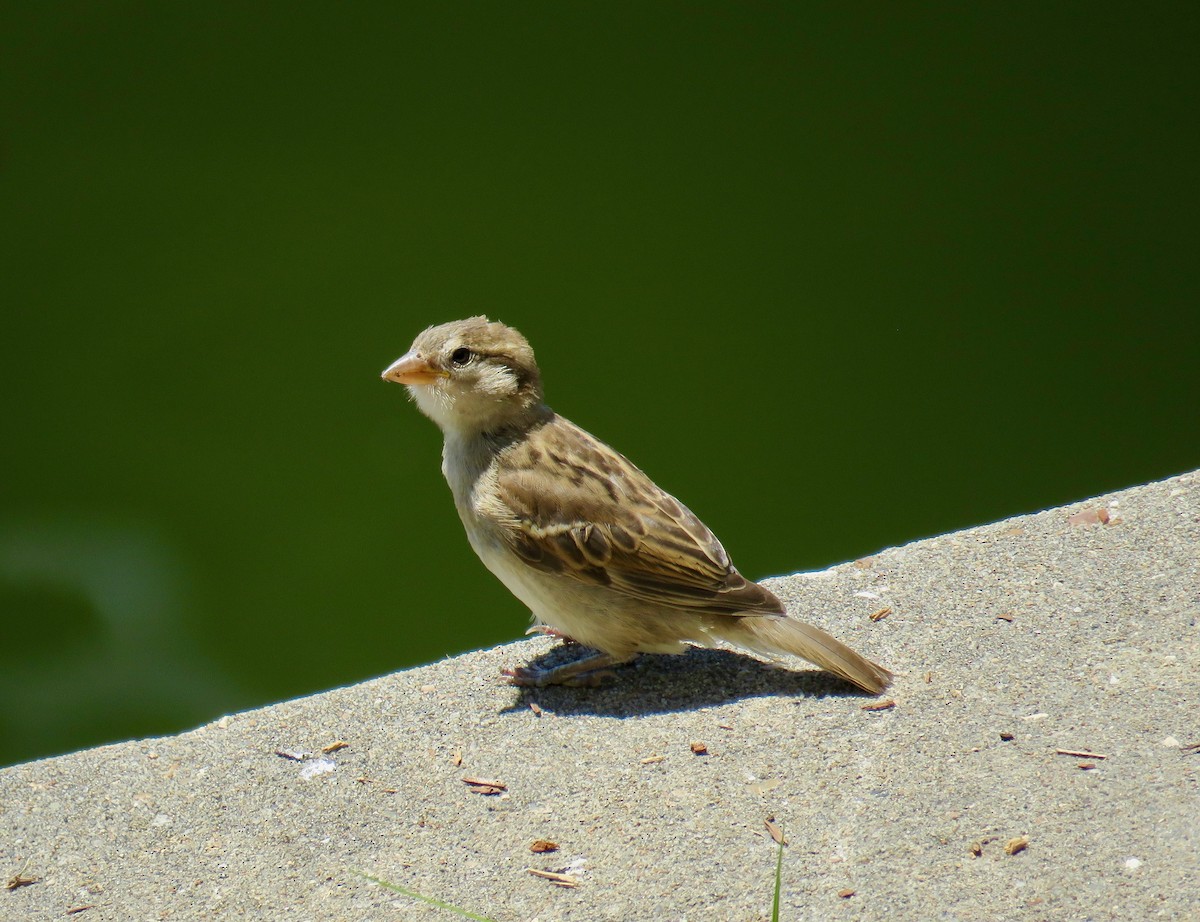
(356, 871), (498, 922)
(771, 838), (784, 921)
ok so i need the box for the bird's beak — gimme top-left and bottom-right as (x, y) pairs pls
(381, 351), (448, 385)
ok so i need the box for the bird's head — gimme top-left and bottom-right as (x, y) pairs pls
(382, 316), (544, 436)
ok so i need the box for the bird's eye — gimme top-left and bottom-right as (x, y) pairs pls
(450, 347), (474, 367)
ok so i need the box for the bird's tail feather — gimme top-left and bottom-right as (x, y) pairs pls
(717, 616), (893, 695)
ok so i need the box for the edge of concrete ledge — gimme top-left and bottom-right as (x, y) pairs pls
(2, 469), (1197, 921)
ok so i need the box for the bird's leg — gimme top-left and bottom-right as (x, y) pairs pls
(502, 651), (639, 687)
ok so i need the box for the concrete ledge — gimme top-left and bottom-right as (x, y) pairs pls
(3, 471), (1197, 920)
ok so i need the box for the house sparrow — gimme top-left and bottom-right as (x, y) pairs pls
(382, 317), (892, 694)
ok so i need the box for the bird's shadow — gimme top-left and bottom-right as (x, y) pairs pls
(497, 644), (873, 718)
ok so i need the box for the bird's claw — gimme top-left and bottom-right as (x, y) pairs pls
(524, 625), (579, 645)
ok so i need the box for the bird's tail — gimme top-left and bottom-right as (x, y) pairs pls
(716, 616), (893, 694)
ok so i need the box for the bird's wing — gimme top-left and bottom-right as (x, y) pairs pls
(488, 416), (784, 616)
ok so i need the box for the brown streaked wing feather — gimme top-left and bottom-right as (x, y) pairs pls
(494, 415), (783, 616)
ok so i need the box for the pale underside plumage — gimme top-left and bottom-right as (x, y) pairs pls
(384, 316), (893, 693)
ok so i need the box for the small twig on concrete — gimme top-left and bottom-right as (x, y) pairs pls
(526, 868), (578, 888)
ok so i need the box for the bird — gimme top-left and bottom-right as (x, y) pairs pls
(381, 316), (893, 694)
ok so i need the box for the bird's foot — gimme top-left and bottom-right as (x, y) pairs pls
(502, 652), (637, 687)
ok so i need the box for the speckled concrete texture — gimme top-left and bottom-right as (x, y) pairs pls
(2, 470), (1197, 921)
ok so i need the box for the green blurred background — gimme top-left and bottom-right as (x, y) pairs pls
(2, 4), (1197, 767)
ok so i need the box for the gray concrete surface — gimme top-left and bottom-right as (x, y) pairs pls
(2, 470), (1198, 921)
